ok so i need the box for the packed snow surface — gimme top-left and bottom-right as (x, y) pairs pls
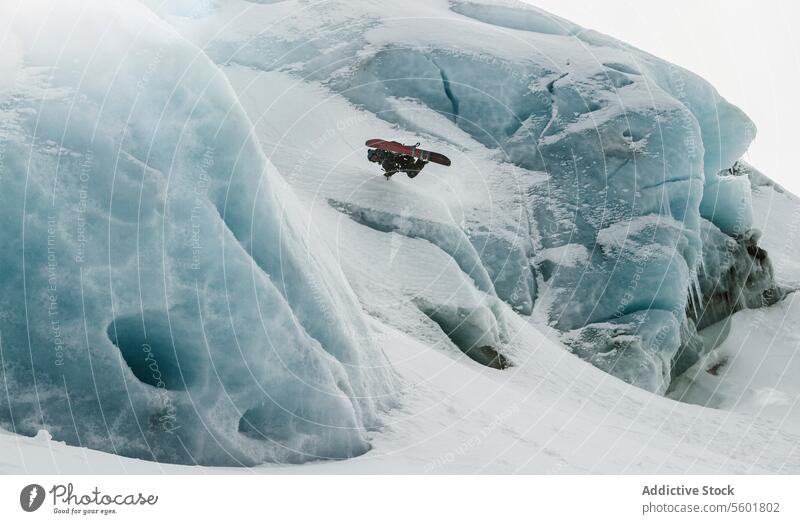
(1, 0), (798, 472)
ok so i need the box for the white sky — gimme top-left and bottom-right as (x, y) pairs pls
(526, 0), (800, 194)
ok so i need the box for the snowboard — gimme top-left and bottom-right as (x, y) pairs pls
(365, 139), (451, 166)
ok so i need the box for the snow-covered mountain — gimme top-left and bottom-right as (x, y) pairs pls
(1, 0), (798, 473)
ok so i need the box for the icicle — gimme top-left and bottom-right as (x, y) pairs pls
(698, 249), (706, 275)
(687, 269), (703, 318)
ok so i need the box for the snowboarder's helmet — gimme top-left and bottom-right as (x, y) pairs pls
(367, 149), (378, 162)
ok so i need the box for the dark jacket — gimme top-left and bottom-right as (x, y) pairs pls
(372, 149), (426, 178)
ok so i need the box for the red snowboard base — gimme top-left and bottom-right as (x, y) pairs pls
(365, 139), (451, 167)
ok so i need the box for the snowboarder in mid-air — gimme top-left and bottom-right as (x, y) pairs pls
(365, 139), (451, 180)
(367, 146), (427, 179)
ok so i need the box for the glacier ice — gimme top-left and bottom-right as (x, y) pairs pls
(0, 0), (395, 465)
(690, 219), (782, 330)
(699, 174), (754, 237)
(190, 0), (778, 392)
(1, 0), (790, 474)
(127, 0), (781, 393)
(326, 197), (513, 367)
(449, 1), (582, 36)
(563, 310), (680, 393)
(342, 10), (759, 388)
(327, 198), (496, 294)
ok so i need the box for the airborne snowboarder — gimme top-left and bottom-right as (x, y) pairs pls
(365, 139), (451, 180)
(367, 146), (427, 179)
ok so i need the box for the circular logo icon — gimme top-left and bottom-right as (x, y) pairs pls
(20, 484), (45, 512)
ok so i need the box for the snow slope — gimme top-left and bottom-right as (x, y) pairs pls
(1, 0), (799, 473)
(670, 293), (800, 430)
(5, 308), (800, 474)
